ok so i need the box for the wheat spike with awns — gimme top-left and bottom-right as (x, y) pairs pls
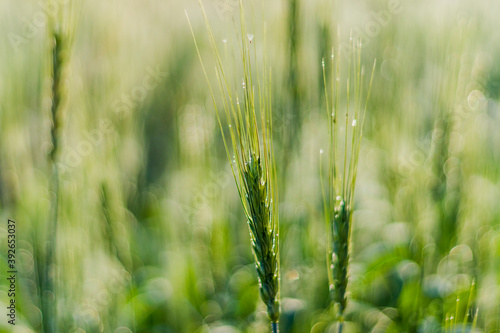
(321, 38), (375, 332)
(187, 2), (280, 331)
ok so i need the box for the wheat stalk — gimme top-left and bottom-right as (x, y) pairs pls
(320, 36), (375, 331)
(42, 28), (65, 333)
(187, 2), (280, 331)
(42, 1), (80, 331)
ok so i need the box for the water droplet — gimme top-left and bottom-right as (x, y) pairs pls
(320, 149), (324, 154)
(222, 39), (227, 43)
(331, 54), (334, 59)
(247, 34), (254, 43)
(229, 124), (232, 128)
(352, 119), (357, 126)
(331, 113), (334, 117)
(322, 59), (325, 68)
(242, 80), (246, 89)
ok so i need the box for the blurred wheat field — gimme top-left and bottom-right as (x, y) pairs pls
(1, 0), (500, 332)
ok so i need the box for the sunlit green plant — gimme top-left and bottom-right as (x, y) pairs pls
(187, 2), (280, 331)
(321, 37), (375, 332)
(43, 1), (80, 331)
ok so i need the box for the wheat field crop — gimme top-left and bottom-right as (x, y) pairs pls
(1, 0), (500, 332)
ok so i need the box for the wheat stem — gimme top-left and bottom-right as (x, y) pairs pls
(338, 321), (344, 333)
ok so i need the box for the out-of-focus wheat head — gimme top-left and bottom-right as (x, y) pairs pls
(43, 1), (81, 332)
(48, 0), (81, 161)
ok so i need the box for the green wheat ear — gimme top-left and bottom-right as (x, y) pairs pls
(187, 1), (280, 331)
(320, 36), (375, 331)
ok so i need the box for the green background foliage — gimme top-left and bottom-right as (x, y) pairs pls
(1, 0), (500, 332)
